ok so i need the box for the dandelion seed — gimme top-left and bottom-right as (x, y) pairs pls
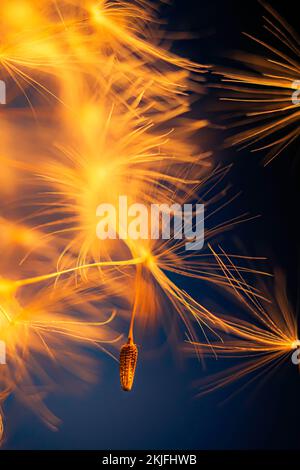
(0, 412), (4, 443)
(120, 338), (138, 392)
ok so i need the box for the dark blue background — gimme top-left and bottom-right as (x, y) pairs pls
(3, 0), (300, 450)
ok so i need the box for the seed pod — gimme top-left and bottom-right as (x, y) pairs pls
(120, 339), (138, 391)
(0, 413), (3, 443)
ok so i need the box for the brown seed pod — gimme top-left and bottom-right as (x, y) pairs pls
(0, 412), (4, 444)
(120, 339), (138, 392)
